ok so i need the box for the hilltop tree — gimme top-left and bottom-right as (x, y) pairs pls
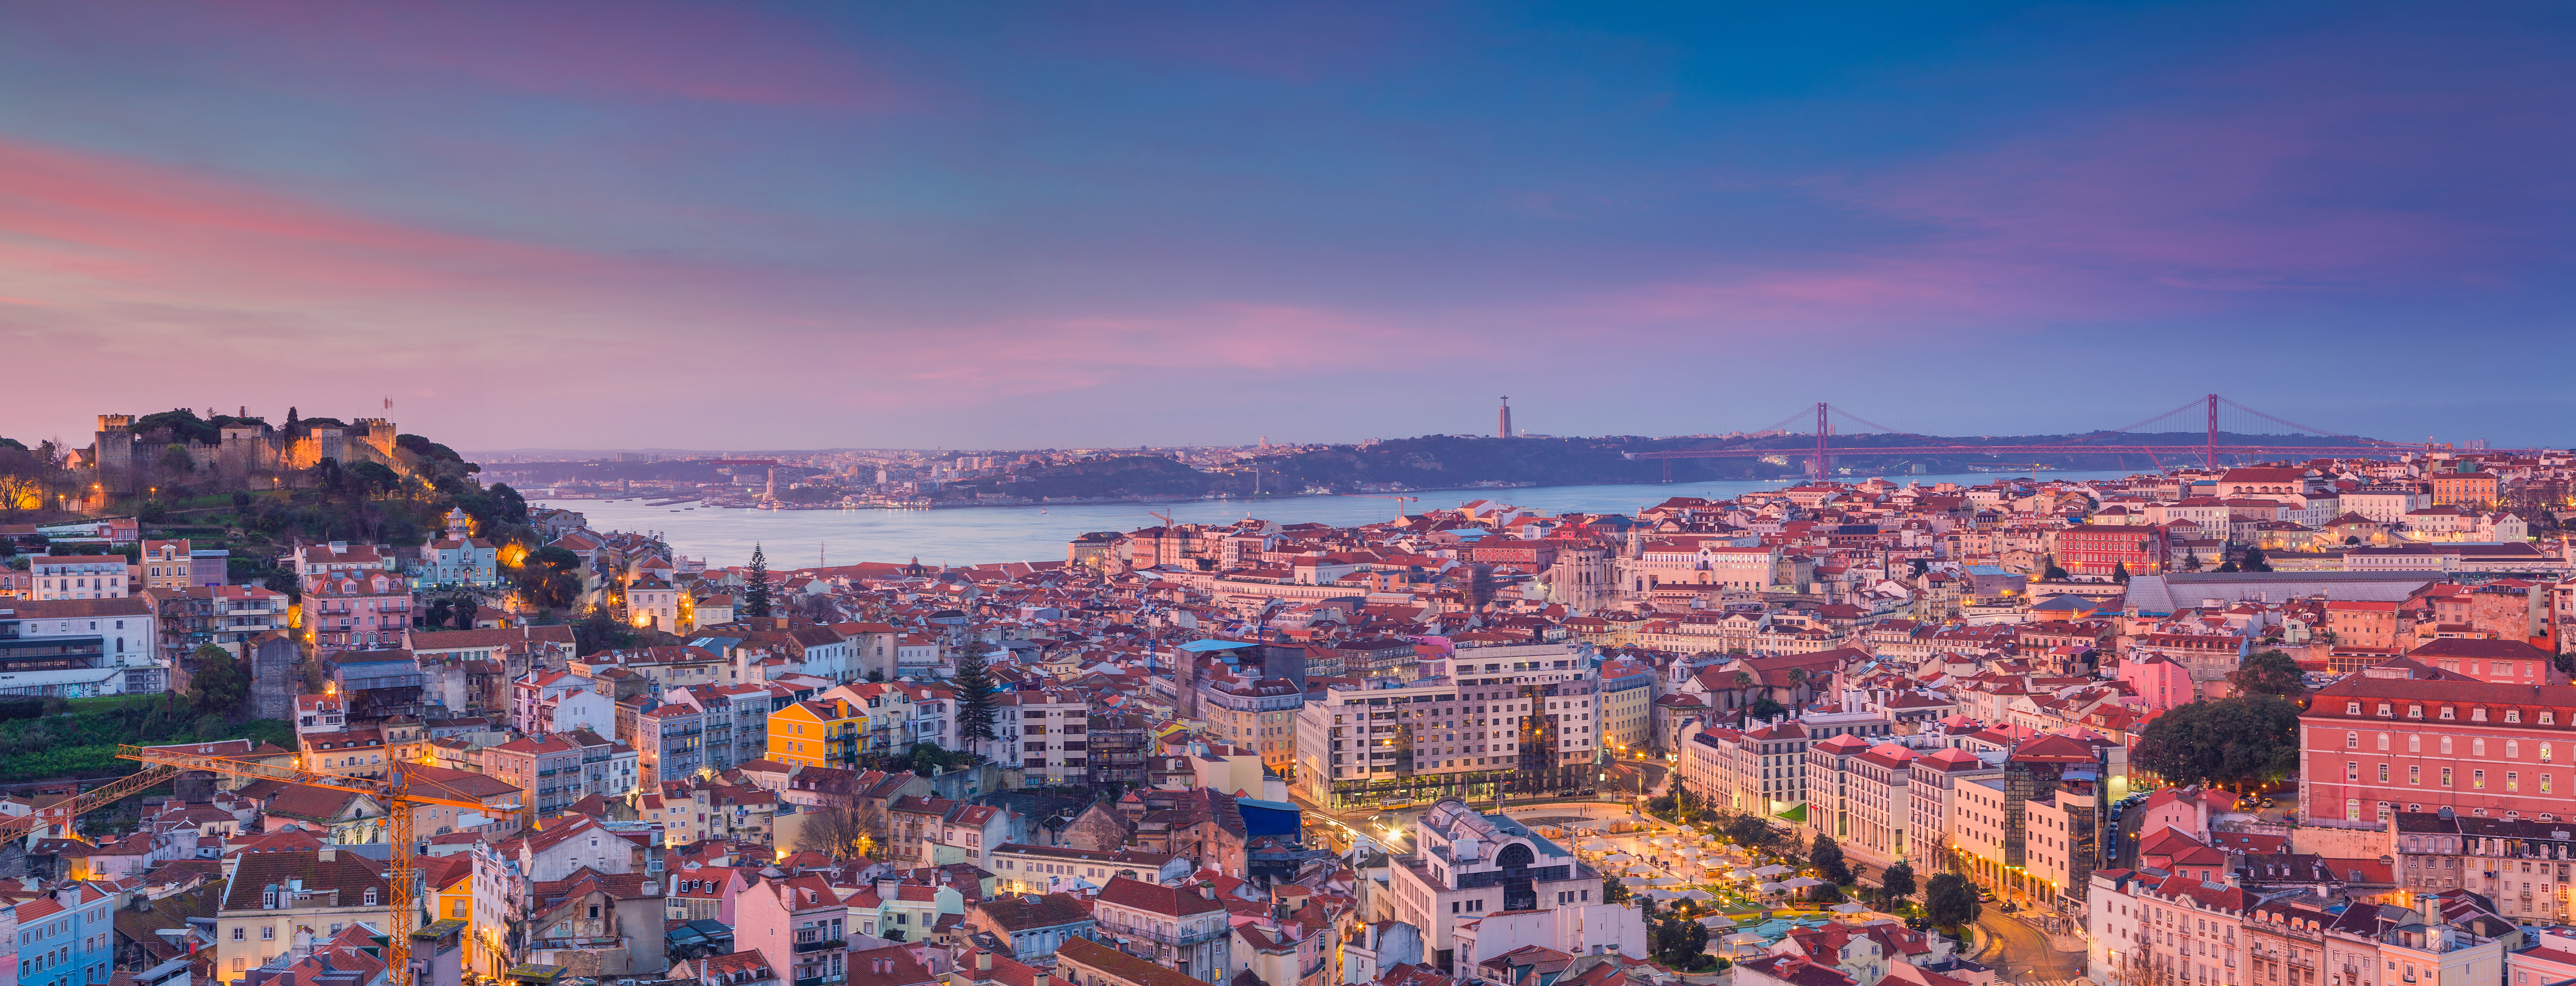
(742, 543), (774, 618)
(952, 641), (999, 756)
(188, 644), (248, 717)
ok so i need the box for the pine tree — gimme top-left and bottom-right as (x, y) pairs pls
(952, 641), (998, 759)
(2112, 562), (2131, 583)
(742, 543), (774, 618)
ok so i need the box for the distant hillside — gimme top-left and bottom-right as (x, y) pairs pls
(942, 429), (2379, 500)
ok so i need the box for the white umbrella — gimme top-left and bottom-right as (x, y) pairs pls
(1643, 889), (1681, 901)
(1757, 882), (1786, 893)
(1753, 864), (1792, 877)
(1677, 889), (1716, 901)
(1730, 869), (1756, 880)
(1779, 877), (1826, 889)
(1622, 877), (1652, 887)
(1581, 840), (1617, 852)
(1649, 877), (1684, 887)
(1832, 903), (1868, 914)
(1602, 853), (1634, 863)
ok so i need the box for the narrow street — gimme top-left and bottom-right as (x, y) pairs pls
(1977, 910), (2085, 985)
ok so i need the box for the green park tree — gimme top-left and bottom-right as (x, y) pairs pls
(1924, 872), (1980, 930)
(1810, 834), (1852, 886)
(1878, 861), (1918, 908)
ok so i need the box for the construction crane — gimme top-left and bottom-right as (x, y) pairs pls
(117, 744), (499, 986)
(0, 766), (188, 843)
(1342, 494), (1419, 523)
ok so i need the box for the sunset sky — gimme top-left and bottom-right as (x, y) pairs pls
(2, 2), (2569, 451)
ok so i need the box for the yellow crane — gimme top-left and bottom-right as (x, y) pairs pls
(116, 744), (499, 986)
(0, 767), (189, 843)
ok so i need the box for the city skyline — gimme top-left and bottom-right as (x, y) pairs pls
(3, 2), (2570, 450)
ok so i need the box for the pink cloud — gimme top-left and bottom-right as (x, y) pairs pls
(0, 137), (597, 305)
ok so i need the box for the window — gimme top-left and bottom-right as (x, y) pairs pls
(262, 927), (275, 940)
(2346, 732), (2360, 750)
(2346, 762), (2359, 781)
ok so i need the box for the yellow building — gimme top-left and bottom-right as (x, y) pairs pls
(767, 699), (866, 770)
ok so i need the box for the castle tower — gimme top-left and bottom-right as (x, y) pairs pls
(1497, 396), (1512, 439)
(355, 417), (398, 459)
(94, 415), (138, 495)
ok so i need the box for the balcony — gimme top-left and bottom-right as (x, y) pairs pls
(793, 938), (847, 953)
(793, 977), (847, 986)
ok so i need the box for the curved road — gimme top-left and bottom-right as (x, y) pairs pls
(1977, 911), (2085, 984)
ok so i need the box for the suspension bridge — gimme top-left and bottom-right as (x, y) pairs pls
(1626, 394), (2487, 480)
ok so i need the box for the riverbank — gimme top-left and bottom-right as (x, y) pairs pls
(538, 469), (2140, 567)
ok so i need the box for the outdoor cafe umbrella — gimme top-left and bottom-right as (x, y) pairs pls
(1643, 889), (1682, 901)
(1602, 853), (1634, 863)
(1622, 877), (1653, 887)
(1831, 903), (1868, 914)
(1649, 877), (1684, 887)
(1753, 864), (1792, 877)
(1757, 882), (1787, 893)
(1779, 877), (1826, 889)
(1581, 840), (1617, 852)
(1730, 869), (1757, 880)
(1677, 889), (1717, 901)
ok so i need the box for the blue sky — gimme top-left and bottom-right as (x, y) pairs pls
(0, 2), (2567, 450)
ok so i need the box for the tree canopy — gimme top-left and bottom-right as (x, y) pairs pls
(2133, 695), (2302, 788)
(1810, 834), (1852, 886)
(1924, 873), (1979, 929)
(2229, 649), (2305, 698)
(1877, 861), (1917, 907)
(188, 644), (249, 716)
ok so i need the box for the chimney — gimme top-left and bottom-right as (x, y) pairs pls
(978, 952), (993, 974)
(317, 846), (335, 862)
(1200, 883), (1216, 900)
(1034, 975), (1050, 986)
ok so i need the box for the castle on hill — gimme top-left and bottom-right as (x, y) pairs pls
(86, 410), (417, 494)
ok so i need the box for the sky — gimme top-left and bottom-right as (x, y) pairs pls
(1, 2), (2569, 452)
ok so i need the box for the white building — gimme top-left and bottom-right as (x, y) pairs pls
(27, 555), (129, 601)
(1384, 798), (1627, 970)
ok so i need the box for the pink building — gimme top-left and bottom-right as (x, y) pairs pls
(2303, 660), (2576, 827)
(2117, 654), (2195, 712)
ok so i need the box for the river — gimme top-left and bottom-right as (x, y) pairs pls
(535, 469), (2141, 567)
